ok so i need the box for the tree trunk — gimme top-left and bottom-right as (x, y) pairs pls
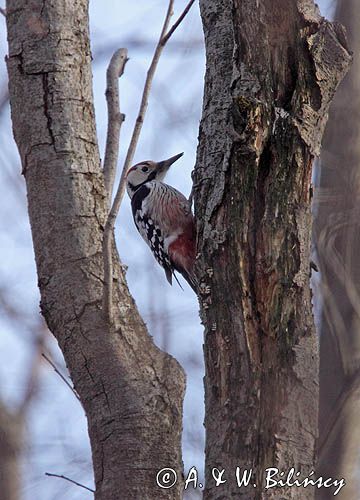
(0, 406), (22, 500)
(195, 1), (350, 499)
(315, 1), (360, 498)
(5, 1), (185, 499)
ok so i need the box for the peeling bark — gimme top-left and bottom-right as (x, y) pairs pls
(5, 1), (185, 499)
(195, 1), (350, 499)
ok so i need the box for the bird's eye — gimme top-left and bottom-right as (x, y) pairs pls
(141, 166), (149, 172)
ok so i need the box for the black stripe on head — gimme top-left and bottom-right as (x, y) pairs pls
(131, 184), (151, 217)
(129, 170), (157, 196)
(127, 182), (137, 194)
(146, 170), (157, 182)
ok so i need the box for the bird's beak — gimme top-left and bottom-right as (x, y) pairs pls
(156, 152), (184, 175)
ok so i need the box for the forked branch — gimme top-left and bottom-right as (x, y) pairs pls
(162, 0), (195, 45)
(102, 0), (195, 321)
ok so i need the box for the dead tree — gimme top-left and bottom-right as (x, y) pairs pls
(194, 1), (350, 499)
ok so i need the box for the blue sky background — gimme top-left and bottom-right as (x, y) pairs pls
(0, 1), (334, 498)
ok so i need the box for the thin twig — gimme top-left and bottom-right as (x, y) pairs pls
(0, 7), (6, 17)
(103, 48), (128, 207)
(161, 0), (196, 45)
(102, 0), (174, 321)
(45, 472), (95, 493)
(93, 37), (203, 61)
(42, 353), (81, 402)
(102, 0), (195, 321)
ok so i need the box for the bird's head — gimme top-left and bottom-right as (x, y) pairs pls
(126, 152), (183, 198)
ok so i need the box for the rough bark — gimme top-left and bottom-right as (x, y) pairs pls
(315, 1), (360, 498)
(5, 1), (185, 499)
(195, 1), (350, 499)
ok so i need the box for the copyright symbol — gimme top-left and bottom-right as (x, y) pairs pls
(156, 468), (177, 489)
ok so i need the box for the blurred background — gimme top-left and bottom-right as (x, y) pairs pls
(0, 0), (355, 499)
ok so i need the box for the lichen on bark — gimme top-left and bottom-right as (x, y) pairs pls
(195, 1), (351, 498)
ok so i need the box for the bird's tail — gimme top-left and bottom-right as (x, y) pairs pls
(179, 268), (198, 294)
(165, 265), (197, 293)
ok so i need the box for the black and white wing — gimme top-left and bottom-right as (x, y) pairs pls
(131, 184), (174, 284)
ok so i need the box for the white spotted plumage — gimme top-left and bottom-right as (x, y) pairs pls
(134, 205), (171, 270)
(126, 153), (197, 292)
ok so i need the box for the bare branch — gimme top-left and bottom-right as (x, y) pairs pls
(93, 37), (203, 62)
(102, 0), (175, 321)
(161, 0), (196, 46)
(45, 472), (95, 493)
(103, 48), (128, 207)
(102, 0), (195, 320)
(0, 7), (6, 17)
(42, 353), (81, 402)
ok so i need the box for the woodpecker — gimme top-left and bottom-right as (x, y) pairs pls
(126, 152), (197, 292)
